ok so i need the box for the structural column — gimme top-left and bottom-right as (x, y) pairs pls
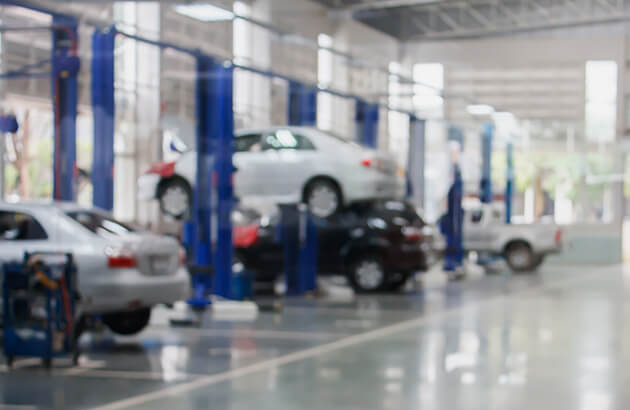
(91, 28), (115, 210)
(51, 15), (79, 201)
(407, 116), (425, 204)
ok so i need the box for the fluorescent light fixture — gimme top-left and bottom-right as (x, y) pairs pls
(467, 104), (495, 116)
(173, 4), (234, 22)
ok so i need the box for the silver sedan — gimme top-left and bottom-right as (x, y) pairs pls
(0, 201), (190, 335)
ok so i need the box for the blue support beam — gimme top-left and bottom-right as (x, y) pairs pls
(191, 55), (234, 300)
(355, 100), (379, 148)
(480, 123), (494, 203)
(51, 15), (79, 201)
(287, 81), (317, 126)
(91, 28), (115, 211)
(442, 164), (464, 272)
(193, 55), (215, 273)
(209, 61), (235, 299)
(505, 141), (514, 224)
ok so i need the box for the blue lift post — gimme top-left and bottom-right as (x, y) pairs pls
(91, 28), (115, 211)
(355, 100), (379, 148)
(287, 81), (317, 126)
(480, 122), (494, 204)
(505, 140), (514, 224)
(208, 60), (234, 299)
(281, 80), (319, 295)
(51, 15), (80, 202)
(442, 163), (464, 272)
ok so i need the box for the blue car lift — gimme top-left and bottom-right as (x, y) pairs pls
(1, 2), (80, 202)
(91, 28), (115, 211)
(442, 163), (464, 272)
(480, 123), (494, 204)
(280, 85), (319, 295)
(89, 27), (234, 306)
(51, 15), (80, 202)
(355, 100), (379, 148)
(505, 140), (514, 224)
(287, 81), (317, 127)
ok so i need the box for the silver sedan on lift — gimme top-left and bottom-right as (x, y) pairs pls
(0, 201), (190, 335)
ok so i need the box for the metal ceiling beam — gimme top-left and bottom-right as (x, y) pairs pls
(401, 0), (630, 41)
(338, 0), (452, 12)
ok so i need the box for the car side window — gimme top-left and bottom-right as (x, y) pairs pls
(262, 130), (315, 151)
(234, 133), (262, 153)
(471, 210), (483, 224)
(0, 211), (48, 241)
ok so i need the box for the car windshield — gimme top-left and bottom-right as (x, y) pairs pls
(66, 211), (139, 237)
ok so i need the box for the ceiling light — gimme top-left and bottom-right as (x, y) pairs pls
(467, 104), (495, 116)
(173, 4), (234, 22)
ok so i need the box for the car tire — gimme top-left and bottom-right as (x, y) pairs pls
(387, 272), (412, 292)
(103, 308), (152, 336)
(157, 177), (192, 220)
(348, 255), (387, 293)
(504, 242), (536, 272)
(303, 178), (341, 219)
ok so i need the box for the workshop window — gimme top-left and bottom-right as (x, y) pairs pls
(0, 211), (48, 241)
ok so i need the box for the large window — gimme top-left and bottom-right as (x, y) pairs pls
(413, 63), (444, 120)
(585, 60), (617, 143)
(317, 34), (334, 132)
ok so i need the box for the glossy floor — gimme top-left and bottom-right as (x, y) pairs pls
(1, 264), (629, 409)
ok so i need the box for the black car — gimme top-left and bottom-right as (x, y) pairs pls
(233, 199), (438, 293)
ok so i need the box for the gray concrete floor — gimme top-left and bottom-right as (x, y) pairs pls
(1, 264), (629, 409)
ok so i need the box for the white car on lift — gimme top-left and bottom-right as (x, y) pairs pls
(0, 201), (190, 335)
(138, 126), (406, 219)
(463, 203), (563, 271)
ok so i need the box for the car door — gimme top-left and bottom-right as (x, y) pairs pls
(260, 129), (318, 200)
(233, 133), (275, 197)
(0, 210), (58, 263)
(463, 208), (493, 251)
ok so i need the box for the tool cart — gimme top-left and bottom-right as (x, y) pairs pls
(2, 252), (79, 369)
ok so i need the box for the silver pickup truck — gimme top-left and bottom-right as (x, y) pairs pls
(463, 204), (563, 272)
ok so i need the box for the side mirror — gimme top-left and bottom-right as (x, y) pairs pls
(169, 141), (183, 153)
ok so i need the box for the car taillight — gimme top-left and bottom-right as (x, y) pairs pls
(361, 158), (373, 167)
(233, 225), (259, 248)
(555, 229), (563, 245)
(179, 247), (187, 265)
(402, 226), (424, 242)
(105, 245), (136, 268)
(144, 161), (175, 177)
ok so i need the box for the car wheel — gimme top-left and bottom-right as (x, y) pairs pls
(158, 178), (191, 219)
(348, 256), (387, 293)
(504, 242), (536, 272)
(387, 272), (411, 292)
(102, 308), (152, 336)
(304, 178), (341, 218)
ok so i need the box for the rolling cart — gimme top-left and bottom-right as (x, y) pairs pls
(2, 252), (79, 369)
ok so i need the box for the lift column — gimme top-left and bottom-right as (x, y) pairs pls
(91, 28), (115, 210)
(505, 140), (514, 224)
(51, 15), (79, 201)
(355, 100), (379, 148)
(287, 81), (316, 126)
(209, 60), (235, 298)
(480, 123), (494, 204)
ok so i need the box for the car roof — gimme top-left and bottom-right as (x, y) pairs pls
(235, 126), (317, 136)
(0, 200), (105, 213)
